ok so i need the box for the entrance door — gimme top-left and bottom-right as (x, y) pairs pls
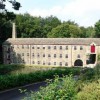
(74, 59), (83, 66)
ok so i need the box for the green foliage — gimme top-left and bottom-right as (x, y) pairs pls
(95, 20), (100, 37)
(79, 68), (95, 81)
(47, 22), (82, 38)
(22, 65), (100, 100)
(15, 14), (61, 38)
(23, 75), (77, 100)
(76, 80), (100, 100)
(86, 26), (95, 37)
(97, 54), (100, 61)
(94, 64), (100, 79)
(0, 67), (81, 91)
(0, 64), (24, 75)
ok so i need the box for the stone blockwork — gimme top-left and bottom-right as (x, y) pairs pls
(2, 40), (100, 68)
(2, 23), (100, 67)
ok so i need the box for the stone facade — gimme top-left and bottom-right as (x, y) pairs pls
(2, 23), (100, 68)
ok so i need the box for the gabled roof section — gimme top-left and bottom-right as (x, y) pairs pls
(2, 38), (100, 45)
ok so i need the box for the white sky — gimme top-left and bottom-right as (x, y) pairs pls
(5, 0), (100, 27)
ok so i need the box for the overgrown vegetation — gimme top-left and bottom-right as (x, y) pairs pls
(0, 66), (81, 91)
(76, 80), (100, 100)
(22, 64), (100, 100)
(0, 64), (100, 100)
(0, 64), (24, 75)
(23, 75), (77, 100)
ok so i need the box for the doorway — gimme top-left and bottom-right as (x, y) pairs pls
(87, 54), (96, 64)
(74, 59), (83, 66)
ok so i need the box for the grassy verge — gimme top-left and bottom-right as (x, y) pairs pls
(0, 67), (81, 91)
(0, 64), (24, 75)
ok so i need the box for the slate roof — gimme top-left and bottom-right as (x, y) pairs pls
(3, 38), (100, 45)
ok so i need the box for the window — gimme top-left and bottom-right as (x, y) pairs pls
(48, 46), (51, 49)
(27, 53), (29, 56)
(65, 54), (68, 58)
(77, 54), (80, 58)
(60, 46), (62, 50)
(74, 46), (77, 50)
(43, 54), (45, 57)
(32, 46), (34, 49)
(80, 46), (83, 50)
(54, 46), (56, 49)
(48, 62), (51, 65)
(66, 46), (68, 50)
(38, 61), (40, 64)
(37, 47), (40, 49)
(32, 61), (35, 64)
(54, 54), (56, 58)
(60, 54), (62, 58)
(54, 62), (56, 65)
(22, 53), (24, 56)
(22, 45), (24, 49)
(91, 45), (95, 53)
(43, 47), (45, 49)
(65, 62), (68, 66)
(59, 62), (62, 66)
(32, 53), (34, 57)
(17, 45), (19, 48)
(22, 59), (25, 63)
(37, 53), (40, 57)
(43, 62), (45, 65)
(48, 54), (51, 57)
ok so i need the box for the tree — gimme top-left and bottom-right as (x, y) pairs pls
(94, 20), (100, 37)
(0, 0), (21, 63)
(0, 0), (21, 10)
(86, 27), (95, 38)
(47, 22), (82, 38)
(15, 14), (61, 38)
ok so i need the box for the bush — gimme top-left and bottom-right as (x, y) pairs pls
(0, 67), (81, 91)
(0, 64), (24, 75)
(94, 64), (100, 79)
(76, 80), (100, 100)
(23, 75), (77, 100)
(79, 68), (95, 81)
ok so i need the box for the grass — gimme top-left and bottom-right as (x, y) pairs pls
(0, 66), (81, 91)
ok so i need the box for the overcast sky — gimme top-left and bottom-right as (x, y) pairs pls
(5, 0), (100, 27)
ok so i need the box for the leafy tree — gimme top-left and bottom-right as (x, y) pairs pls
(47, 22), (82, 38)
(94, 20), (100, 37)
(86, 27), (95, 38)
(0, 0), (21, 63)
(15, 14), (61, 38)
(0, 0), (21, 10)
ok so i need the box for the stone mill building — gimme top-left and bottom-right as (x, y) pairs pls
(2, 23), (100, 68)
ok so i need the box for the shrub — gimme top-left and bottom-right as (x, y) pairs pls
(76, 80), (100, 100)
(79, 68), (95, 81)
(0, 67), (81, 91)
(94, 64), (100, 79)
(23, 75), (77, 100)
(0, 64), (24, 75)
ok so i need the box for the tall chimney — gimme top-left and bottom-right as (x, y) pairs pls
(12, 23), (17, 39)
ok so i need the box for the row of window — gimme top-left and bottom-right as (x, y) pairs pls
(32, 61), (68, 66)
(23, 53), (69, 58)
(10, 45), (83, 50)
(10, 60), (68, 66)
(10, 53), (81, 59)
